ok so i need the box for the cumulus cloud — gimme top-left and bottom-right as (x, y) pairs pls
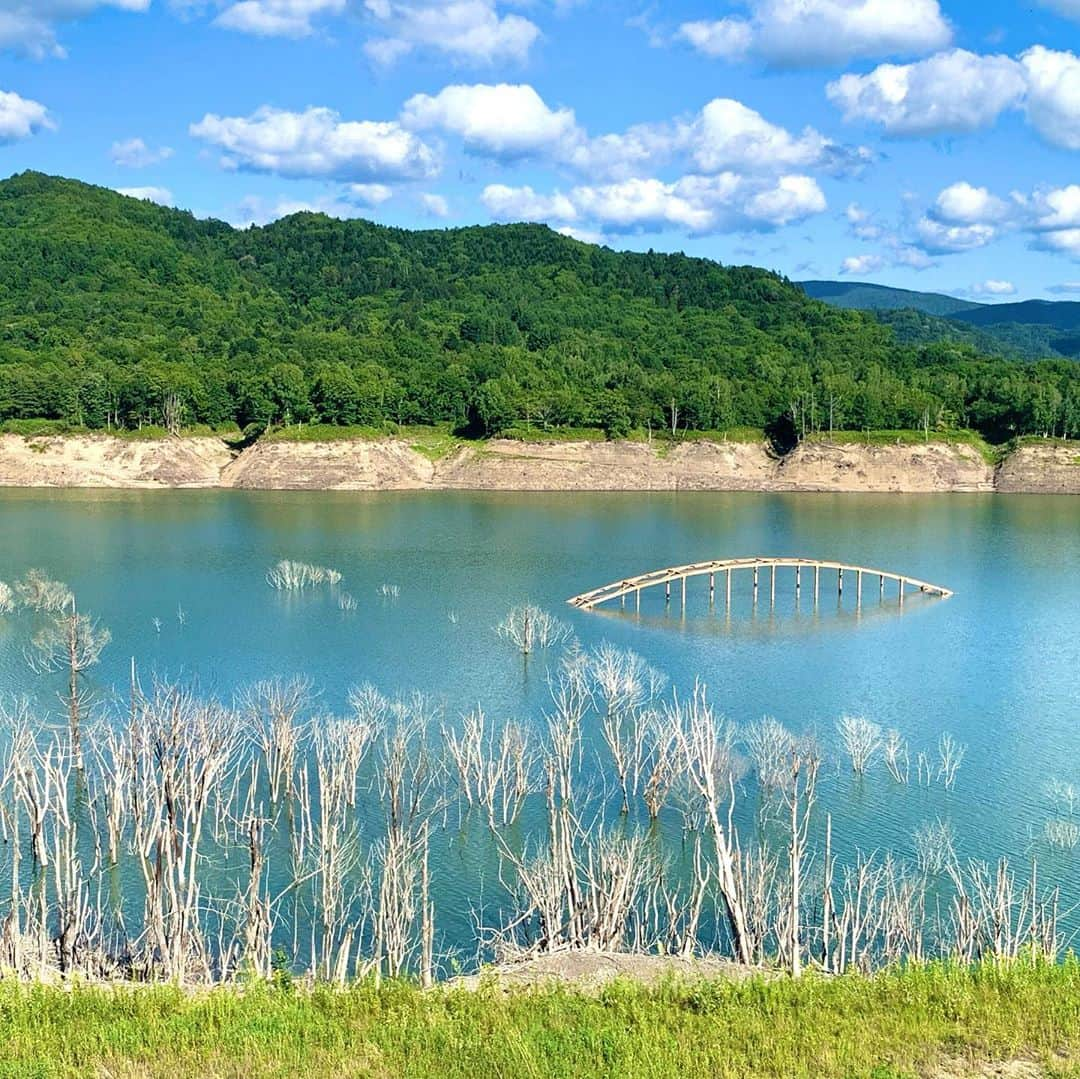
(481, 172), (826, 236)
(482, 183), (577, 222)
(363, 0), (540, 66)
(970, 279), (1016, 296)
(1025, 185), (1080, 255)
(401, 83), (860, 182)
(111, 137), (173, 168)
(679, 0), (950, 68)
(1020, 46), (1080, 151)
(0, 89), (52, 141)
(840, 254), (886, 275)
(827, 49), (1026, 136)
(687, 98), (848, 173)
(116, 185), (174, 205)
(214, 0), (345, 37)
(349, 182), (393, 206)
(401, 83), (577, 159)
(190, 105), (439, 182)
(0, 0), (149, 58)
(932, 182), (1009, 224)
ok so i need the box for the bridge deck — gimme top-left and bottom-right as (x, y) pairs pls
(567, 557), (953, 610)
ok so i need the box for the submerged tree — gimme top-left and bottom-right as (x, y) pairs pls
(496, 604), (572, 657)
(27, 598), (111, 770)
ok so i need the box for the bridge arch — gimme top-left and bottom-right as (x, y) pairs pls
(567, 557), (952, 612)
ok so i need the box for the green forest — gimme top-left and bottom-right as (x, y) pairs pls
(2, 171), (1078, 445)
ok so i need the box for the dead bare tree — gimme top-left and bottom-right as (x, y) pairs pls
(670, 683), (753, 966)
(443, 709), (535, 828)
(883, 729), (910, 784)
(496, 604), (572, 656)
(26, 597), (110, 770)
(837, 715), (882, 776)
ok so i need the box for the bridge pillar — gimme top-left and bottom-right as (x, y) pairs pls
(796, 565), (801, 600)
(838, 568), (844, 597)
(753, 566), (759, 604)
(899, 578), (905, 606)
(709, 572), (715, 606)
(857, 570), (863, 607)
(814, 565), (820, 605)
(725, 568), (731, 609)
(665, 581), (671, 605)
(770, 565), (776, 607)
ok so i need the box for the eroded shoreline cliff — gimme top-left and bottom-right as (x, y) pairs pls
(0, 433), (1076, 493)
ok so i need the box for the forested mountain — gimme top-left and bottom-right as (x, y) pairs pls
(800, 280), (982, 317)
(802, 280), (1080, 363)
(1, 171), (1078, 443)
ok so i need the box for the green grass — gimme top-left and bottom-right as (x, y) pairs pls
(0, 420), (239, 440)
(2, 960), (1080, 1078)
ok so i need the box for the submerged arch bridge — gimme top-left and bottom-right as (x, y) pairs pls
(567, 557), (953, 613)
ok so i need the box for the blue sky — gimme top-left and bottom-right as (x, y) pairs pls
(3, 1), (1080, 300)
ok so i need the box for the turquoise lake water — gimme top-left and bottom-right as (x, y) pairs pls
(1, 489), (1078, 958)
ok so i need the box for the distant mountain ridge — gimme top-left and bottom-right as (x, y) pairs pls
(799, 280), (1080, 360)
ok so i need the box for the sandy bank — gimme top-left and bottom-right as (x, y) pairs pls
(995, 444), (1080, 494)
(0, 434), (231, 488)
(0, 434), (1075, 493)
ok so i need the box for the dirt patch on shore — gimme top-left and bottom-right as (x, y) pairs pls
(220, 438), (435, 490)
(450, 951), (758, 992)
(0, 434), (231, 488)
(436, 438), (777, 491)
(776, 440), (994, 493)
(995, 444), (1080, 494)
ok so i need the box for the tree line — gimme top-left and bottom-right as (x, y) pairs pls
(1, 171), (1078, 444)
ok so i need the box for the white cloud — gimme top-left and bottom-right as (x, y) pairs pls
(420, 192), (449, 218)
(0, 1), (149, 58)
(402, 83), (577, 159)
(1029, 185), (1080, 230)
(556, 225), (605, 245)
(840, 254), (885, 274)
(364, 1), (540, 66)
(688, 98), (836, 172)
(1020, 46), (1080, 151)
(214, 0), (344, 37)
(679, 0), (950, 68)
(1024, 185), (1080, 256)
(827, 49), (1026, 136)
(1035, 228), (1080, 255)
(971, 279), (1016, 296)
(349, 182), (393, 206)
(484, 172), (826, 236)
(915, 217), (997, 253)
(110, 136), (173, 168)
(678, 18), (754, 61)
(845, 201), (883, 240)
(190, 105), (439, 181)
(402, 84), (859, 183)
(932, 182), (1008, 224)
(482, 184), (577, 222)
(116, 185), (174, 206)
(0, 89), (52, 141)
(1048, 281), (1080, 293)
(741, 174), (827, 225)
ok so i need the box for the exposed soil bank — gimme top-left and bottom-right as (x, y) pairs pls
(995, 444), (1080, 494)
(0, 434), (231, 488)
(0, 433), (1076, 493)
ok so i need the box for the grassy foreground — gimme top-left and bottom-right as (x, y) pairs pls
(2, 961), (1080, 1078)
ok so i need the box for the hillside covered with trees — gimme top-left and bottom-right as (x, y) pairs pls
(2, 171), (1079, 444)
